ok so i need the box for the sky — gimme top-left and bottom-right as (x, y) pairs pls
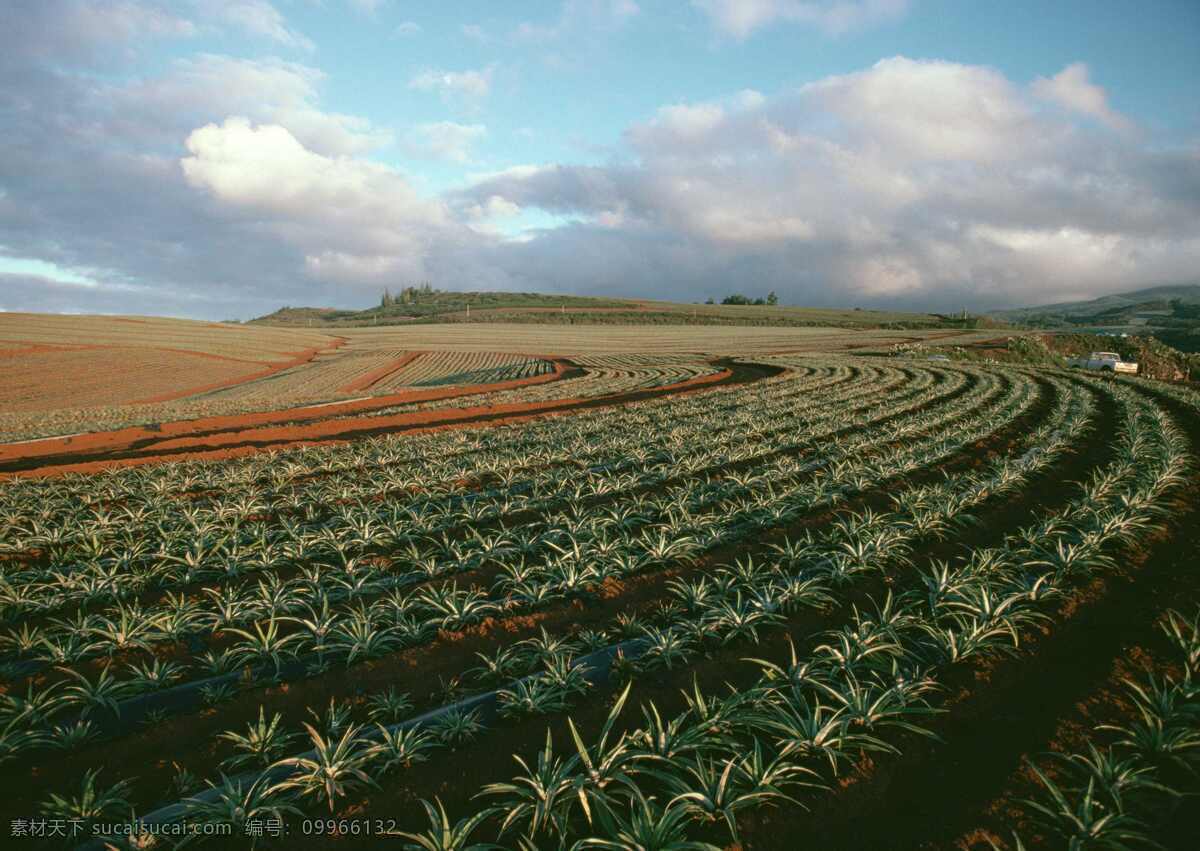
(0, 1), (1198, 319)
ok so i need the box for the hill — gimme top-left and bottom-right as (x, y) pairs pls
(250, 287), (996, 331)
(988, 284), (1200, 352)
(989, 284), (1200, 321)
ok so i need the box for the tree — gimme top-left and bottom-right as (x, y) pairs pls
(767, 291), (778, 306)
(721, 294), (752, 305)
(705, 297), (715, 305)
(381, 288), (393, 308)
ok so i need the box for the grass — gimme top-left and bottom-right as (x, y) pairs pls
(249, 292), (1002, 331)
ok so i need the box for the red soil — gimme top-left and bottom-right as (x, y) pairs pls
(2, 359), (768, 478)
(1, 348), (265, 412)
(0, 342), (100, 356)
(0, 337), (346, 411)
(131, 338), (347, 404)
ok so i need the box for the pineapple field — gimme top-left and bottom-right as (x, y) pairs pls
(1, 351), (1198, 849)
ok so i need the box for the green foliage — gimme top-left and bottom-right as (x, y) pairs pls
(250, 292), (966, 329)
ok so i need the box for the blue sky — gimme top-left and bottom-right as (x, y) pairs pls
(1, 0), (1198, 317)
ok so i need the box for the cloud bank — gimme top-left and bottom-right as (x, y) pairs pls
(1, 3), (1197, 318)
(458, 57), (1200, 309)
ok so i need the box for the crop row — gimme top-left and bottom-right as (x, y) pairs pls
(0, 363), (942, 619)
(0, 366), (1030, 751)
(0, 361), (853, 524)
(29, 366), (1157, 844)
(319, 374), (1190, 848)
(361, 354), (726, 418)
(0, 363), (1068, 798)
(0, 364), (1010, 677)
(371, 352), (551, 391)
(1015, 605), (1200, 848)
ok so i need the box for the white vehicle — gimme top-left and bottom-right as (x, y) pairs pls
(1066, 351), (1138, 374)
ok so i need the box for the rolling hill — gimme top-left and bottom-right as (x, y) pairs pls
(250, 288), (993, 331)
(989, 284), (1200, 322)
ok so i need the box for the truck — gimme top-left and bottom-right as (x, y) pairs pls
(1066, 351), (1139, 374)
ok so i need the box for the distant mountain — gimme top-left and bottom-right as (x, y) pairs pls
(990, 284), (1200, 321)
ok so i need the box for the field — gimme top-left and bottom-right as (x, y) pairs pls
(0, 347), (266, 412)
(1, 315), (1198, 850)
(251, 291), (984, 330)
(0, 317), (996, 446)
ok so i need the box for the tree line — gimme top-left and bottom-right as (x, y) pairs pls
(705, 291), (779, 306)
(380, 283), (436, 307)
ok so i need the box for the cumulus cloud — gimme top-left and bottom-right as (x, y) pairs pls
(2, 7), (1197, 322)
(457, 57), (1200, 308)
(802, 58), (1041, 163)
(181, 118), (460, 285)
(627, 89), (765, 148)
(0, 12), (407, 317)
(1032, 62), (1132, 132)
(108, 54), (393, 155)
(694, 0), (910, 39)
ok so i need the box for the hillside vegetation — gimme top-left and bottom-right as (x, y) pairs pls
(895, 330), (1200, 381)
(251, 287), (997, 331)
(990, 284), (1200, 352)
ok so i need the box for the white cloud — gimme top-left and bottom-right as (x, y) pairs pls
(457, 57), (1200, 307)
(408, 66), (495, 103)
(393, 21), (421, 37)
(461, 196), (524, 236)
(652, 103), (726, 139)
(628, 91), (764, 148)
(802, 57), (1039, 164)
(405, 122), (487, 163)
(196, 0), (313, 50)
(181, 118), (456, 286)
(694, 0), (909, 39)
(1032, 62), (1132, 132)
(5, 28), (1198, 319)
(109, 54), (393, 156)
(181, 118), (433, 221)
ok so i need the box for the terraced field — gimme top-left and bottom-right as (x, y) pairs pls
(357, 354), (725, 420)
(1, 354), (1197, 849)
(196, 351), (554, 408)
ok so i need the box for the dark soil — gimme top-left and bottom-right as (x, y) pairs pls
(735, 377), (1200, 850)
